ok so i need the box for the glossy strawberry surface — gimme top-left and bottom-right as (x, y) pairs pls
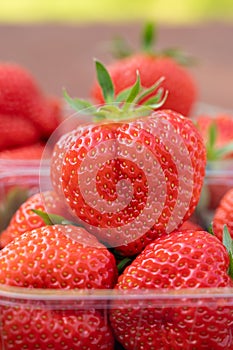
(1, 304), (114, 349)
(0, 224), (117, 289)
(51, 109), (206, 256)
(0, 191), (65, 248)
(110, 230), (233, 349)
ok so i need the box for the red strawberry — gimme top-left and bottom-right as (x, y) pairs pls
(177, 219), (203, 231)
(110, 229), (233, 350)
(195, 113), (233, 213)
(0, 113), (40, 151)
(0, 224), (117, 289)
(1, 306), (114, 350)
(0, 191), (68, 248)
(195, 113), (233, 160)
(0, 142), (45, 159)
(91, 23), (197, 117)
(51, 61), (206, 256)
(0, 62), (62, 145)
(213, 188), (233, 241)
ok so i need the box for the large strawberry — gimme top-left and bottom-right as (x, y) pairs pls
(91, 23), (197, 117)
(110, 229), (233, 350)
(0, 224), (117, 289)
(51, 60), (206, 256)
(1, 306), (115, 350)
(0, 191), (73, 248)
(213, 188), (233, 241)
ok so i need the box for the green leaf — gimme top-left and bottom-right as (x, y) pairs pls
(222, 225), (233, 279)
(142, 22), (155, 53)
(32, 209), (54, 225)
(63, 90), (95, 113)
(32, 209), (77, 226)
(115, 87), (133, 102)
(135, 76), (165, 104)
(95, 59), (115, 103)
(161, 47), (196, 66)
(110, 36), (132, 59)
(215, 142), (233, 159)
(209, 122), (217, 150)
(146, 90), (169, 109)
(125, 71), (141, 104)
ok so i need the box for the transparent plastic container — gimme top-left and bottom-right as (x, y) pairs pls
(0, 103), (233, 349)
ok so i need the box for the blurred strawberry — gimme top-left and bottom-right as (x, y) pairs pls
(0, 113), (40, 151)
(0, 62), (62, 149)
(0, 142), (45, 159)
(91, 23), (197, 116)
(195, 113), (233, 211)
(195, 113), (233, 160)
(213, 188), (233, 241)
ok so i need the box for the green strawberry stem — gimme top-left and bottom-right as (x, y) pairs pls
(141, 22), (155, 54)
(64, 60), (168, 122)
(222, 225), (233, 279)
(110, 22), (195, 66)
(206, 122), (233, 161)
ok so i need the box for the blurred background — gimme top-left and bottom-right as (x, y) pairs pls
(0, 0), (232, 108)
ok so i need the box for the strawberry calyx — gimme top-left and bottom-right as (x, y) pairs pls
(110, 22), (195, 66)
(64, 59), (168, 122)
(205, 122), (233, 161)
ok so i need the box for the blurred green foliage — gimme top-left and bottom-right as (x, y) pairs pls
(0, 0), (232, 23)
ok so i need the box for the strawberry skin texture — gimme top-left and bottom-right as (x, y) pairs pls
(110, 230), (233, 350)
(0, 224), (117, 289)
(91, 55), (197, 116)
(213, 188), (233, 241)
(0, 191), (72, 248)
(51, 110), (206, 256)
(1, 306), (114, 350)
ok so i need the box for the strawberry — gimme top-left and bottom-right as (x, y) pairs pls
(0, 113), (40, 151)
(0, 191), (68, 248)
(0, 224), (117, 289)
(176, 219), (203, 231)
(1, 306), (114, 350)
(110, 229), (233, 350)
(195, 113), (233, 160)
(195, 113), (233, 215)
(0, 142), (45, 159)
(0, 62), (62, 147)
(51, 60), (206, 256)
(91, 23), (197, 117)
(213, 188), (233, 241)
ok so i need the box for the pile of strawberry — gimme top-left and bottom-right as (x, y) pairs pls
(0, 23), (233, 350)
(0, 62), (63, 158)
